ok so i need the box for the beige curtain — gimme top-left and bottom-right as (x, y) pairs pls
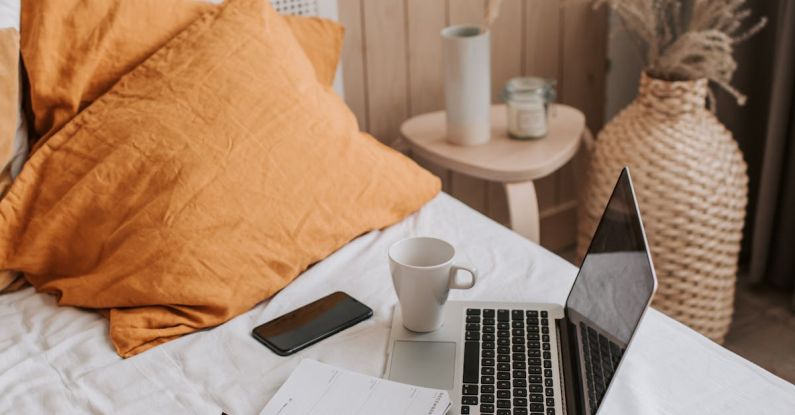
(748, 0), (795, 309)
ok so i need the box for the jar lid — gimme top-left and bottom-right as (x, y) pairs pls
(503, 77), (556, 102)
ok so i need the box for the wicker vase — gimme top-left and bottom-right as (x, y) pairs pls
(577, 73), (748, 343)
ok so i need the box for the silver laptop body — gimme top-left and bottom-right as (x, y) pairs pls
(385, 168), (658, 415)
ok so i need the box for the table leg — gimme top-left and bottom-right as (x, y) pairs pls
(504, 181), (540, 243)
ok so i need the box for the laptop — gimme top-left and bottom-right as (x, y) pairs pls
(385, 167), (657, 415)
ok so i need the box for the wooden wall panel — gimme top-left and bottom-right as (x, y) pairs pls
(406, 0), (446, 116)
(362, 1), (409, 145)
(337, 0), (607, 252)
(338, 0), (368, 130)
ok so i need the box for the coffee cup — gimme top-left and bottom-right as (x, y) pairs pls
(388, 237), (477, 332)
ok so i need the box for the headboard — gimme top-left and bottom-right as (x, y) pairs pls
(270, 0), (344, 97)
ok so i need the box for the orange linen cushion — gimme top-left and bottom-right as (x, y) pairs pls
(0, 28), (20, 292)
(21, 0), (344, 142)
(0, 0), (439, 357)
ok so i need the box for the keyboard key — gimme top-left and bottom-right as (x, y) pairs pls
(465, 331), (480, 341)
(513, 397), (528, 407)
(512, 370), (525, 378)
(529, 384), (542, 393)
(528, 333), (540, 341)
(547, 408), (555, 415)
(528, 349), (541, 357)
(527, 326), (539, 333)
(526, 310), (538, 317)
(541, 311), (548, 318)
(461, 405), (470, 414)
(541, 318), (548, 326)
(528, 357), (541, 366)
(497, 309), (509, 322)
(484, 318), (496, 325)
(512, 352), (525, 361)
(481, 394), (495, 403)
(543, 360), (551, 369)
(546, 397), (555, 407)
(498, 346), (511, 354)
(497, 362), (510, 371)
(542, 327), (549, 334)
(543, 351), (551, 359)
(544, 369), (553, 377)
(544, 378), (553, 387)
(542, 335), (550, 342)
(497, 354), (510, 363)
(512, 328), (524, 337)
(498, 322), (510, 330)
(481, 384), (495, 393)
(480, 403), (495, 413)
(512, 320), (524, 328)
(498, 330), (510, 338)
(530, 402), (544, 412)
(497, 338), (510, 346)
(483, 309), (495, 318)
(482, 375), (495, 384)
(513, 361), (526, 370)
(529, 393), (543, 402)
(529, 375), (542, 383)
(545, 387), (554, 396)
(483, 326), (495, 334)
(483, 333), (495, 342)
(497, 380), (511, 389)
(496, 399), (511, 408)
(497, 372), (510, 381)
(482, 358), (495, 366)
(483, 342), (495, 350)
(512, 344), (525, 353)
(542, 343), (550, 351)
(512, 336), (525, 345)
(463, 384), (479, 395)
(466, 316), (481, 323)
(514, 387), (527, 397)
(483, 367), (495, 375)
(512, 310), (524, 320)
(528, 341), (540, 349)
(467, 308), (481, 315)
(483, 350), (495, 358)
(515, 409), (528, 415)
(462, 396), (478, 405)
(529, 366), (541, 375)
(513, 378), (527, 388)
(497, 409), (511, 415)
(463, 341), (479, 384)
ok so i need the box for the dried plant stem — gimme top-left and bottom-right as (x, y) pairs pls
(482, 0), (503, 33)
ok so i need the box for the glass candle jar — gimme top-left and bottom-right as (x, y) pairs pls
(502, 77), (556, 139)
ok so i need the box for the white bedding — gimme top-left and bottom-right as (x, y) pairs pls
(1, 193), (793, 414)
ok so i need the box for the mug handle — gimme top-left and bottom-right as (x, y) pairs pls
(449, 265), (477, 289)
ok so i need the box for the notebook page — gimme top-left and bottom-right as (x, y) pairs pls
(261, 359), (451, 415)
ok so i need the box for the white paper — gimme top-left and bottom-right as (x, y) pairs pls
(260, 359), (451, 415)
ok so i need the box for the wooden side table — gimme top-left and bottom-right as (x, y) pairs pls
(400, 104), (586, 243)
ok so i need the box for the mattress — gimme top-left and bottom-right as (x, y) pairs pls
(1, 193), (793, 414)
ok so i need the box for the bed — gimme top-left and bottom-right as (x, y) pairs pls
(1, 193), (794, 414)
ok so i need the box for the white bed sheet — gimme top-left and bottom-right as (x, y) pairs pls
(1, 193), (793, 414)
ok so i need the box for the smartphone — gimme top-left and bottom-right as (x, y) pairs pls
(251, 291), (373, 356)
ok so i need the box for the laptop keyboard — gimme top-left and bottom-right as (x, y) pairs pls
(580, 322), (623, 412)
(461, 308), (557, 415)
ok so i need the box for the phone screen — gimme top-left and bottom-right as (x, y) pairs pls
(251, 291), (373, 355)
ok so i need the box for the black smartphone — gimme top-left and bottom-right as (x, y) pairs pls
(251, 291), (373, 356)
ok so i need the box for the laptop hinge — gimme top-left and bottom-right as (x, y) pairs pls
(556, 316), (582, 415)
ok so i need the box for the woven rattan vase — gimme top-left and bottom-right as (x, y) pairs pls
(577, 73), (748, 343)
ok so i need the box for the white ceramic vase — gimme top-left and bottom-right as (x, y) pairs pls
(442, 25), (490, 146)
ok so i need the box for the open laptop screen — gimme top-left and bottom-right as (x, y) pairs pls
(564, 168), (656, 414)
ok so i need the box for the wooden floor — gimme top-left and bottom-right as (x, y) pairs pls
(557, 248), (795, 384)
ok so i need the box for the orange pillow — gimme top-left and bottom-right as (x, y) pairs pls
(0, 0), (439, 357)
(21, 0), (344, 142)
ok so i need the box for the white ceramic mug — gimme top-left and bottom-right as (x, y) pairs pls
(389, 237), (477, 332)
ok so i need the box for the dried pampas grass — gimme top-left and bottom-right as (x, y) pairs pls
(483, 0), (503, 33)
(594, 0), (766, 104)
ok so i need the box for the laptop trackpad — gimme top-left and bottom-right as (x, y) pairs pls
(388, 340), (456, 390)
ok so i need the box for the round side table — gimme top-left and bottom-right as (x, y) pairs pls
(401, 104), (586, 243)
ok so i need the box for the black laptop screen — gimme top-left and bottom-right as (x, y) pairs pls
(564, 168), (656, 413)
